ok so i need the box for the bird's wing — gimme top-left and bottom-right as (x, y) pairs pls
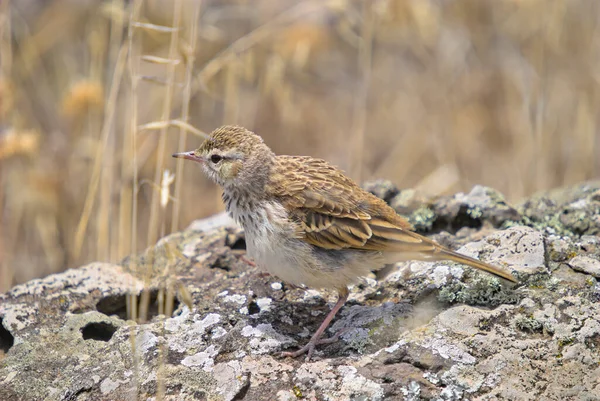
(267, 156), (432, 252)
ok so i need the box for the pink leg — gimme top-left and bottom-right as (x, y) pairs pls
(239, 254), (256, 267)
(281, 287), (349, 361)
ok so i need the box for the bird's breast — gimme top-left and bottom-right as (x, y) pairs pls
(223, 193), (297, 265)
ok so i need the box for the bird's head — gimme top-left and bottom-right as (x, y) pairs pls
(173, 125), (274, 191)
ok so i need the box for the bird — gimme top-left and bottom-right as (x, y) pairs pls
(173, 125), (517, 360)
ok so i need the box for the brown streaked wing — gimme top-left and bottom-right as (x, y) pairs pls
(268, 155), (434, 252)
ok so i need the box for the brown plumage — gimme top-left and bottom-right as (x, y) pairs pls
(267, 155), (516, 282)
(173, 125), (517, 361)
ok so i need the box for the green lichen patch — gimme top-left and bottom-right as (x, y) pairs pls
(438, 275), (519, 307)
(408, 205), (437, 233)
(515, 316), (543, 333)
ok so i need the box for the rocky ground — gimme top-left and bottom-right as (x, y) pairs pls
(1, 182), (600, 401)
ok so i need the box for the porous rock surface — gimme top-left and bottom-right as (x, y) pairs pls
(1, 182), (600, 401)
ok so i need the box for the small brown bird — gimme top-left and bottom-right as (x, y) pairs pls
(173, 125), (517, 360)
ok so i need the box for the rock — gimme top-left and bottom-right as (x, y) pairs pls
(362, 179), (400, 204)
(1, 183), (600, 400)
(457, 226), (547, 276)
(432, 185), (521, 230)
(577, 235), (600, 255)
(568, 255), (600, 278)
(518, 181), (600, 237)
(363, 182), (522, 234)
(547, 235), (577, 262)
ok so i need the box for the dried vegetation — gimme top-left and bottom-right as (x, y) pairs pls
(1, 0), (599, 291)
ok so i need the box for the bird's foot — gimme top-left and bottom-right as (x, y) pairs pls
(281, 328), (349, 361)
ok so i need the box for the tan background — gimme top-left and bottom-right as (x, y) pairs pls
(1, 0), (599, 291)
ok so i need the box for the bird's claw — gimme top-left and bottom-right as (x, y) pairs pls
(280, 328), (350, 361)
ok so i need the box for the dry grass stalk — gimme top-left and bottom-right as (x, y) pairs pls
(139, 120), (208, 139)
(169, 2), (203, 238)
(72, 43), (128, 263)
(144, 0), (183, 250)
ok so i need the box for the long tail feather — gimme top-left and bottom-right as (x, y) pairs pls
(435, 247), (517, 283)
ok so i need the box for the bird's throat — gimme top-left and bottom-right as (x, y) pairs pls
(222, 188), (261, 231)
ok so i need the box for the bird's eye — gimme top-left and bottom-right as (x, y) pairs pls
(210, 154), (222, 164)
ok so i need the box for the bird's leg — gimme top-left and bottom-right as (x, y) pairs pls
(281, 287), (349, 361)
(239, 254), (256, 267)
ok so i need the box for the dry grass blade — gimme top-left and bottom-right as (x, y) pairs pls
(72, 43), (128, 262)
(141, 55), (181, 65)
(124, 0), (144, 272)
(171, 0), (202, 233)
(132, 21), (181, 33)
(145, 0), (182, 249)
(139, 120), (209, 139)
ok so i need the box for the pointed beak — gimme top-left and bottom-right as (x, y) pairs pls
(172, 151), (204, 163)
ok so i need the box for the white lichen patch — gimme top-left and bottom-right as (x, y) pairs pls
(211, 326), (227, 339)
(100, 377), (129, 394)
(443, 364), (486, 393)
(164, 306), (192, 332)
(137, 331), (158, 354)
(181, 344), (219, 372)
(423, 371), (440, 385)
(449, 266), (464, 279)
(213, 360), (249, 401)
(241, 324), (268, 337)
(338, 366), (384, 400)
(431, 265), (451, 287)
(0, 302), (34, 332)
(223, 294), (247, 305)
(383, 340), (406, 354)
(294, 363), (384, 401)
(256, 297), (272, 312)
(270, 282), (282, 291)
(421, 336), (476, 365)
(400, 380), (421, 401)
(241, 323), (294, 354)
(167, 313), (222, 353)
(196, 313), (221, 329)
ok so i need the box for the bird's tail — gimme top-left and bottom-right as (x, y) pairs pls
(376, 227), (518, 283)
(434, 247), (517, 283)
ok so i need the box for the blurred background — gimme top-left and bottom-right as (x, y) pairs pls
(1, 0), (599, 291)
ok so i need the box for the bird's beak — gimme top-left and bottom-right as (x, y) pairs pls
(172, 151), (204, 163)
